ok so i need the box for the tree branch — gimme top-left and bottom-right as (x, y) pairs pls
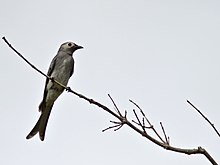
(187, 100), (220, 138)
(129, 99), (166, 144)
(160, 122), (169, 145)
(2, 36), (218, 165)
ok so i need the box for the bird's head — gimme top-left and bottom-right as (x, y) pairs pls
(59, 42), (83, 55)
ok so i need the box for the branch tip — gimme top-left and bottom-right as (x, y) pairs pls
(187, 100), (220, 138)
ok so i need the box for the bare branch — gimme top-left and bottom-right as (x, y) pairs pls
(129, 99), (151, 124)
(142, 117), (145, 128)
(129, 99), (166, 144)
(108, 94), (122, 117)
(2, 37), (48, 78)
(110, 120), (122, 125)
(2, 37), (71, 90)
(133, 110), (142, 127)
(3, 37), (218, 165)
(102, 124), (121, 132)
(187, 100), (220, 138)
(160, 122), (169, 145)
(132, 119), (152, 129)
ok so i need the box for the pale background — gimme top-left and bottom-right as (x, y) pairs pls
(1, 0), (220, 164)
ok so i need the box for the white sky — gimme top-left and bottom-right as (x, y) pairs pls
(1, 0), (220, 164)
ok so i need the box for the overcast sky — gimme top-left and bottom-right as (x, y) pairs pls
(1, 0), (220, 164)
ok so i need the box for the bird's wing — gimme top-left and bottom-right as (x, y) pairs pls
(69, 58), (74, 77)
(39, 55), (57, 110)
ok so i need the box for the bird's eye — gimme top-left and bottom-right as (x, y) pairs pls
(68, 43), (72, 47)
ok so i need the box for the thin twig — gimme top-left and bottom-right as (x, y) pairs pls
(132, 120), (152, 129)
(102, 124), (121, 132)
(133, 109), (147, 133)
(2, 37), (48, 78)
(108, 94), (122, 117)
(110, 121), (121, 125)
(160, 122), (169, 145)
(187, 100), (220, 138)
(133, 110), (142, 127)
(2, 37), (70, 90)
(102, 120), (124, 132)
(114, 124), (123, 131)
(129, 99), (166, 143)
(129, 99), (151, 124)
(142, 117), (145, 127)
(132, 120), (140, 126)
(124, 110), (127, 118)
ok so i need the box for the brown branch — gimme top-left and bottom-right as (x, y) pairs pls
(133, 110), (143, 128)
(160, 122), (169, 145)
(108, 94), (123, 117)
(102, 124), (121, 132)
(2, 37), (48, 78)
(129, 99), (166, 144)
(132, 118), (152, 129)
(132, 109), (147, 133)
(103, 95), (128, 132)
(2, 37), (218, 165)
(187, 100), (220, 138)
(2, 37), (70, 91)
(102, 120), (124, 132)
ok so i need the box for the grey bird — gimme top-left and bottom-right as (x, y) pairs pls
(26, 42), (83, 141)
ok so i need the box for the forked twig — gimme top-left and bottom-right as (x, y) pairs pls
(132, 109), (147, 133)
(102, 120), (124, 132)
(102, 124), (122, 132)
(129, 99), (166, 143)
(103, 95), (128, 132)
(132, 119), (152, 129)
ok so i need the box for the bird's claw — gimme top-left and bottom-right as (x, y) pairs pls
(50, 77), (54, 82)
(66, 86), (71, 92)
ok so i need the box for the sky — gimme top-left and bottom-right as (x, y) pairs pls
(1, 0), (220, 164)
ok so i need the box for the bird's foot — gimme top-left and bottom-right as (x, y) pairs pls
(66, 86), (72, 92)
(50, 77), (55, 82)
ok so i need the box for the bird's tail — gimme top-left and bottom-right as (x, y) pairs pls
(26, 104), (53, 141)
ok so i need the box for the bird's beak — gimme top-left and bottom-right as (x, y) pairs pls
(75, 45), (83, 50)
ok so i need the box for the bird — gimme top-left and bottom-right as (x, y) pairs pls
(26, 42), (83, 141)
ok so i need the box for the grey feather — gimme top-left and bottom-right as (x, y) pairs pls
(26, 42), (83, 141)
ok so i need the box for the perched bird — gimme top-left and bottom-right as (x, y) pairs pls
(26, 42), (83, 141)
